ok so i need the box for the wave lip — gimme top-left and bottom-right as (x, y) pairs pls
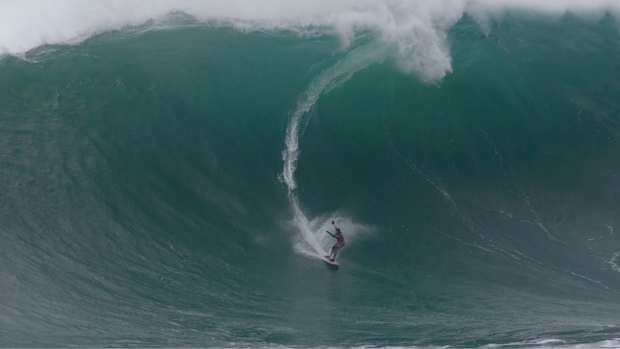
(3, 1), (619, 79)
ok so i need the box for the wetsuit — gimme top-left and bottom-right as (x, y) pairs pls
(327, 229), (345, 261)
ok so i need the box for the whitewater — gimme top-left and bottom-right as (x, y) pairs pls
(2, 0), (620, 80)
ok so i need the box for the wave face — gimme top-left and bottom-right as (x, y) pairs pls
(2, 8), (620, 348)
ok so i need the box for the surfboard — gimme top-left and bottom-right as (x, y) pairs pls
(321, 256), (339, 269)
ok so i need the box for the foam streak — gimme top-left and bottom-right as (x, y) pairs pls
(281, 44), (385, 257)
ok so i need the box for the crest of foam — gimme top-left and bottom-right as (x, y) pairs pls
(2, 0), (618, 80)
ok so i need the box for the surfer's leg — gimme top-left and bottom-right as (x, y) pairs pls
(329, 245), (336, 260)
(330, 245), (341, 261)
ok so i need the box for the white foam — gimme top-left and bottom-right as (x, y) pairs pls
(2, 1), (618, 80)
(608, 251), (620, 273)
(239, 337), (620, 348)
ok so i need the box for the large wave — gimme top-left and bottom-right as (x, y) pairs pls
(2, 3), (620, 348)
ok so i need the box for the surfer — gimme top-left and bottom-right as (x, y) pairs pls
(325, 220), (345, 262)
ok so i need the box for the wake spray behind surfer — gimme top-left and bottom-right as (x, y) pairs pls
(326, 220), (345, 262)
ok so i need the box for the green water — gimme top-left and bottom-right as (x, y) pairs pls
(2, 14), (620, 348)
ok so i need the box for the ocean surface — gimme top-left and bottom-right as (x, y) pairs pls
(2, 2), (620, 348)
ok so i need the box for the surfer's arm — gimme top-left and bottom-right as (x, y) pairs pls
(326, 231), (336, 238)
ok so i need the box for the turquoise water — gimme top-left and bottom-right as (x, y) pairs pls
(2, 12), (620, 348)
